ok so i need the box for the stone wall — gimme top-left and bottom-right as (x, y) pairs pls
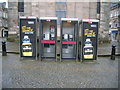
(99, 2), (110, 42)
(8, 1), (19, 34)
(7, 1), (110, 42)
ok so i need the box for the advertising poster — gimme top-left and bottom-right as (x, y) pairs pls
(20, 17), (36, 58)
(81, 20), (99, 60)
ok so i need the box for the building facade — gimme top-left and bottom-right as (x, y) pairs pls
(8, 0), (110, 41)
(109, 2), (120, 41)
(8, 2), (18, 35)
(0, 2), (8, 38)
(8, 1), (98, 36)
(99, 2), (110, 42)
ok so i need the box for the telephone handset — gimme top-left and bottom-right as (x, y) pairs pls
(43, 33), (50, 40)
(63, 34), (69, 41)
(50, 34), (55, 40)
(63, 34), (74, 41)
(69, 34), (73, 41)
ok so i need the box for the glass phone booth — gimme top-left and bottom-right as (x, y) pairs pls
(40, 17), (57, 61)
(60, 18), (78, 61)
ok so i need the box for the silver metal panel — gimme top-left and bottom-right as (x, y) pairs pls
(43, 45), (55, 57)
(62, 45), (76, 58)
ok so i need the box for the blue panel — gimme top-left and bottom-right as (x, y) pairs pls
(112, 31), (118, 33)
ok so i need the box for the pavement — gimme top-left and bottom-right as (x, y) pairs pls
(98, 40), (120, 55)
(2, 54), (119, 88)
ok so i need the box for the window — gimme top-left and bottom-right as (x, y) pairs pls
(114, 11), (118, 16)
(117, 11), (119, 16)
(2, 20), (8, 27)
(116, 24), (117, 28)
(2, 12), (5, 18)
(5, 13), (8, 18)
(18, 0), (24, 12)
(56, 0), (67, 4)
(109, 25), (111, 28)
(97, 2), (100, 14)
(0, 20), (2, 27)
(0, 11), (2, 17)
(3, 12), (7, 18)
(110, 13), (113, 17)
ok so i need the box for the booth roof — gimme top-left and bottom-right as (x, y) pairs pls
(82, 19), (99, 22)
(61, 18), (78, 21)
(40, 17), (58, 20)
(19, 16), (37, 19)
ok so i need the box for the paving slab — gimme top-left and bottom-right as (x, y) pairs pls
(2, 54), (119, 88)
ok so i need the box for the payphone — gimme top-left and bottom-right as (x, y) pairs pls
(19, 16), (39, 59)
(40, 17), (57, 61)
(60, 18), (78, 61)
(80, 19), (99, 61)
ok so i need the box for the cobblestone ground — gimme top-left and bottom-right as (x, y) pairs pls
(2, 54), (119, 88)
(0, 54), (2, 89)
